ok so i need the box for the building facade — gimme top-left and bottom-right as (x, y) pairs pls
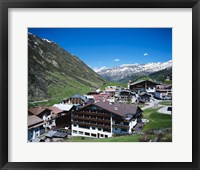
(71, 101), (143, 138)
(129, 80), (160, 93)
(28, 115), (45, 141)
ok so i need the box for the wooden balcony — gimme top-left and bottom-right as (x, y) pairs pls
(72, 121), (111, 130)
(75, 111), (110, 117)
(72, 115), (110, 123)
(113, 117), (130, 123)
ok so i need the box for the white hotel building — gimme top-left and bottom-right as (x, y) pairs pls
(71, 101), (143, 138)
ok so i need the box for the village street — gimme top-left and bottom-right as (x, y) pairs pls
(141, 98), (172, 115)
(141, 98), (160, 110)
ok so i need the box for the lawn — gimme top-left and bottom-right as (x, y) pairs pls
(142, 108), (172, 132)
(65, 135), (141, 142)
(159, 101), (172, 106)
(28, 99), (61, 108)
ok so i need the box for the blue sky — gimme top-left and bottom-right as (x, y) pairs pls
(28, 28), (172, 70)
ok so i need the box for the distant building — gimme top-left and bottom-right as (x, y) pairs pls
(28, 107), (56, 131)
(93, 93), (110, 102)
(87, 91), (100, 95)
(129, 80), (160, 93)
(104, 86), (121, 97)
(62, 94), (88, 105)
(115, 90), (136, 102)
(71, 101), (143, 138)
(154, 84), (172, 100)
(138, 92), (152, 103)
(53, 104), (75, 128)
(28, 115), (45, 141)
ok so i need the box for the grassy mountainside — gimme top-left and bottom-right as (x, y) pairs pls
(28, 33), (106, 102)
(119, 67), (172, 84)
(149, 67), (172, 82)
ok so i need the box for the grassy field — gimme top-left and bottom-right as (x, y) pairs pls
(28, 99), (61, 108)
(159, 101), (172, 106)
(65, 135), (141, 142)
(142, 108), (172, 132)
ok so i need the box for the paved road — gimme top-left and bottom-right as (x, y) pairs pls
(157, 106), (172, 115)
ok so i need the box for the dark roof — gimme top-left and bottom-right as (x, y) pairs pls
(28, 107), (50, 116)
(80, 101), (142, 117)
(130, 80), (160, 86)
(156, 84), (172, 89)
(46, 130), (68, 138)
(28, 115), (44, 127)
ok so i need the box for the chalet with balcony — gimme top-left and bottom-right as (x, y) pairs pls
(154, 84), (172, 100)
(71, 101), (143, 138)
(28, 107), (56, 131)
(104, 86), (121, 97)
(62, 94), (88, 105)
(115, 90), (136, 102)
(129, 80), (160, 93)
(138, 92), (152, 103)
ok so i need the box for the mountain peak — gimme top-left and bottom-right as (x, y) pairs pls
(95, 60), (172, 82)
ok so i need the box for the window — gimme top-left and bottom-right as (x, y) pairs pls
(73, 130), (77, 134)
(92, 127), (96, 130)
(101, 134), (104, 137)
(78, 131), (83, 135)
(91, 133), (96, 137)
(105, 135), (108, 138)
(85, 132), (90, 136)
(98, 128), (101, 131)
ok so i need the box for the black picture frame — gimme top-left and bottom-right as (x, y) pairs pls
(0, 0), (199, 170)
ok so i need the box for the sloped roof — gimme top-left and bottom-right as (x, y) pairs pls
(46, 130), (68, 138)
(28, 106), (50, 116)
(28, 115), (44, 127)
(130, 80), (160, 86)
(156, 84), (172, 89)
(93, 94), (110, 101)
(79, 101), (142, 117)
(48, 106), (63, 114)
(53, 104), (74, 111)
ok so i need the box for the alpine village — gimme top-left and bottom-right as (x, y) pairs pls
(28, 32), (172, 142)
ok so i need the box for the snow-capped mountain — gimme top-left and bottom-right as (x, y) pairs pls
(94, 60), (172, 82)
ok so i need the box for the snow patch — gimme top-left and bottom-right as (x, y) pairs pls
(42, 38), (52, 43)
(93, 66), (107, 72)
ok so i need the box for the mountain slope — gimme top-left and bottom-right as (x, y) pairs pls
(95, 60), (172, 82)
(119, 67), (172, 83)
(28, 33), (106, 102)
(149, 67), (172, 82)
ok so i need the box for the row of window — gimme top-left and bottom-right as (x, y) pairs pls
(72, 130), (108, 138)
(72, 120), (110, 127)
(73, 124), (111, 133)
